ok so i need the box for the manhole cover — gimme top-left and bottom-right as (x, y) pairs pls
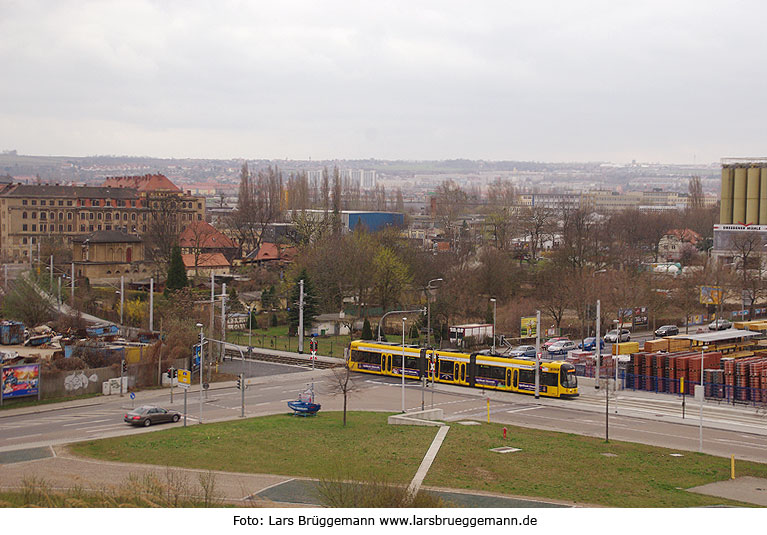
(490, 447), (521, 454)
(601, 453), (618, 457)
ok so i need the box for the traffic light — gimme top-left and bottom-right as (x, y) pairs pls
(167, 367), (177, 379)
(121, 360), (127, 374)
(236, 376), (242, 390)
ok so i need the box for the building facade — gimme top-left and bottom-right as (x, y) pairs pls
(0, 174), (205, 262)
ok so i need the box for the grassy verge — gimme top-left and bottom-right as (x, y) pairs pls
(0, 392), (102, 412)
(68, 411), (767, 507)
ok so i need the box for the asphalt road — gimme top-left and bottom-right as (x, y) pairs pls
(3, 360), (767, 464)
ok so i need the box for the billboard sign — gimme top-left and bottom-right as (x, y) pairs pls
(520, 317), (537, 338)
(700, 286), (723, 305)
(2, 364), (40, 399)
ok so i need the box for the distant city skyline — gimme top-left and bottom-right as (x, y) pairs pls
(2, 1), (765, 164)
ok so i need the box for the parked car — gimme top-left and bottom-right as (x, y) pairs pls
(578, 337), (605, 351)
(654, 325), (679, 337)
(604, 329), (631, 343)
(542, 337), (569, 351)
(547, 340), (577, 355)
(709, 319), (732, 331)
(124, 405), (181, 427)
(507, 345), (537, 358)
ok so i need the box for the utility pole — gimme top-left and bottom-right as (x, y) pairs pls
(595, 299), (601, 390)
(210, 272), (215, 336)
(221, 282), (227, 368)
(119, 275), (124, 325)
(298, 279), (305, 354)
(70, 262), (75, 307)
(149, 277), (154, 332)
(535, 309), (541, 399)
(49, 255), (53, 292)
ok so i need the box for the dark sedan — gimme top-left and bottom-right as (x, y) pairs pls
(654, 325), (679, 337)
(124, 405), (181, 427)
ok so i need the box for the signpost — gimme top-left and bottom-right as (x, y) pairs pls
(178, 368), (191, 427)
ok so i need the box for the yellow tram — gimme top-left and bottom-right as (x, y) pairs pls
(348, 340), (578, 398)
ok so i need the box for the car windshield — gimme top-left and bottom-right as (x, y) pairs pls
(513, 346), (528, 351)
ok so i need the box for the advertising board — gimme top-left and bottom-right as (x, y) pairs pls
(1, 364), (40, 399)
(520, 317), (537, 338)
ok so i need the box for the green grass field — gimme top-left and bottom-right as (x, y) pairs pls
(68, 411), (767, 507)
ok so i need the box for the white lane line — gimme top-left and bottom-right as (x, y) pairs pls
(62, 418), (112, 427)
(506, 406), (542, 414)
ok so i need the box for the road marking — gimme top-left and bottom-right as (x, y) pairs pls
(506, 406), (542, 414)
(62, 418), (112, 427)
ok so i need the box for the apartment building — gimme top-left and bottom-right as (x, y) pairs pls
(0, 174), (205, 262)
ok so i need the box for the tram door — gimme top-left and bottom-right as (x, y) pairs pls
(505, 369), (512, 389)
(455, 362), (466, 384)
(513, 369), (518, 389)
(382, 354), (392, 374)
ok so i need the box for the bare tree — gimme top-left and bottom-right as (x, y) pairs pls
(434, 180), (468, 248)
(688, 175), (704, 210)
(326, 353), (362, 427)
(145, 195), (182, 270)
(228, 166), (283, 255)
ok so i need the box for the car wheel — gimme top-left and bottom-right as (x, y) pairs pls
(172, 414), (180, 423)
(143, 418), (151, 427)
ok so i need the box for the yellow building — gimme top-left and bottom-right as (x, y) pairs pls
(72, 230), (149, 283)
(0, 174), (205, 263)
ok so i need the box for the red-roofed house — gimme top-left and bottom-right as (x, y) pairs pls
(179, 221), (239, 263)
(244, 242), (297, 265)
(181, 252), (231, 278)
(102, 174), (181, 193)
(658, 228), (702, 262)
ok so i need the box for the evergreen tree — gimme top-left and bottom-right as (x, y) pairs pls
(165, 245), (188, 295)
(361, 317), (373, 340)
(287, 269), (319, 335)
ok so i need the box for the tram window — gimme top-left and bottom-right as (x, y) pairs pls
(542, 372), (558, 387)
(440, 361), (454, 374)
(561, 367), (578, 388)
(476, 364), (504, 380)
(392, 355), (402, 368)
(351, 350), (378, 364)
(519, 369), (535, 383)
(405, 356), (419, 369)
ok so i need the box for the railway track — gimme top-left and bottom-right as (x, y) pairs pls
(225, 348), (342, 370)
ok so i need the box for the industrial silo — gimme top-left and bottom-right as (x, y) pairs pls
(746, 166), (761, 225)
(732, 165), (747, 224)
(720, 166), (734, 224)
(761, 166), (767, 225)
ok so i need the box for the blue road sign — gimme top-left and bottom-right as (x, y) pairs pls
(129, 392), (135, 400)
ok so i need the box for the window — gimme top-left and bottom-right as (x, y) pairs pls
(80, 225), (85, 232)
(89, 213), (94, 220)
(67, 212), (72, 220)
(58, 225), (63, 232)
(59, 200), (63, 206)
(31, 200), (36, 205)
(67, 200), (72, 206)
(31, 212), (36, 219)
(31, 224), (36, 232)
(22, 224), (27, 231)
(22, 237), (27, 244)
(22, 212), (27, 219)
(58, 212), (63, 220)
(97, 212), (102, 220)
(131, 213), (136, 221)
(41, 200), (46, 206)
(22, 200), (27, 205)
(41, 224), (46, 232)
(40, 212), (46, 220)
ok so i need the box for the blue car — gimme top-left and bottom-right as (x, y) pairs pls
(578, 337), (604, 351)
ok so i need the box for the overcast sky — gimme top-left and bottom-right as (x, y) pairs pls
(1, 1), (765, 164)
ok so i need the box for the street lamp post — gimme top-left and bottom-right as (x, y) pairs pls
(699, 345), (708, 452)
(490, 298), (497, 354)
(378, 308), (426, 342)
(401, 317), (407, 413)
(426, 278), (443, 347)
(197, 322), (204, 424)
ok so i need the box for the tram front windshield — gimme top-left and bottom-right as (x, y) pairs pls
(561, 365), (578, 388)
